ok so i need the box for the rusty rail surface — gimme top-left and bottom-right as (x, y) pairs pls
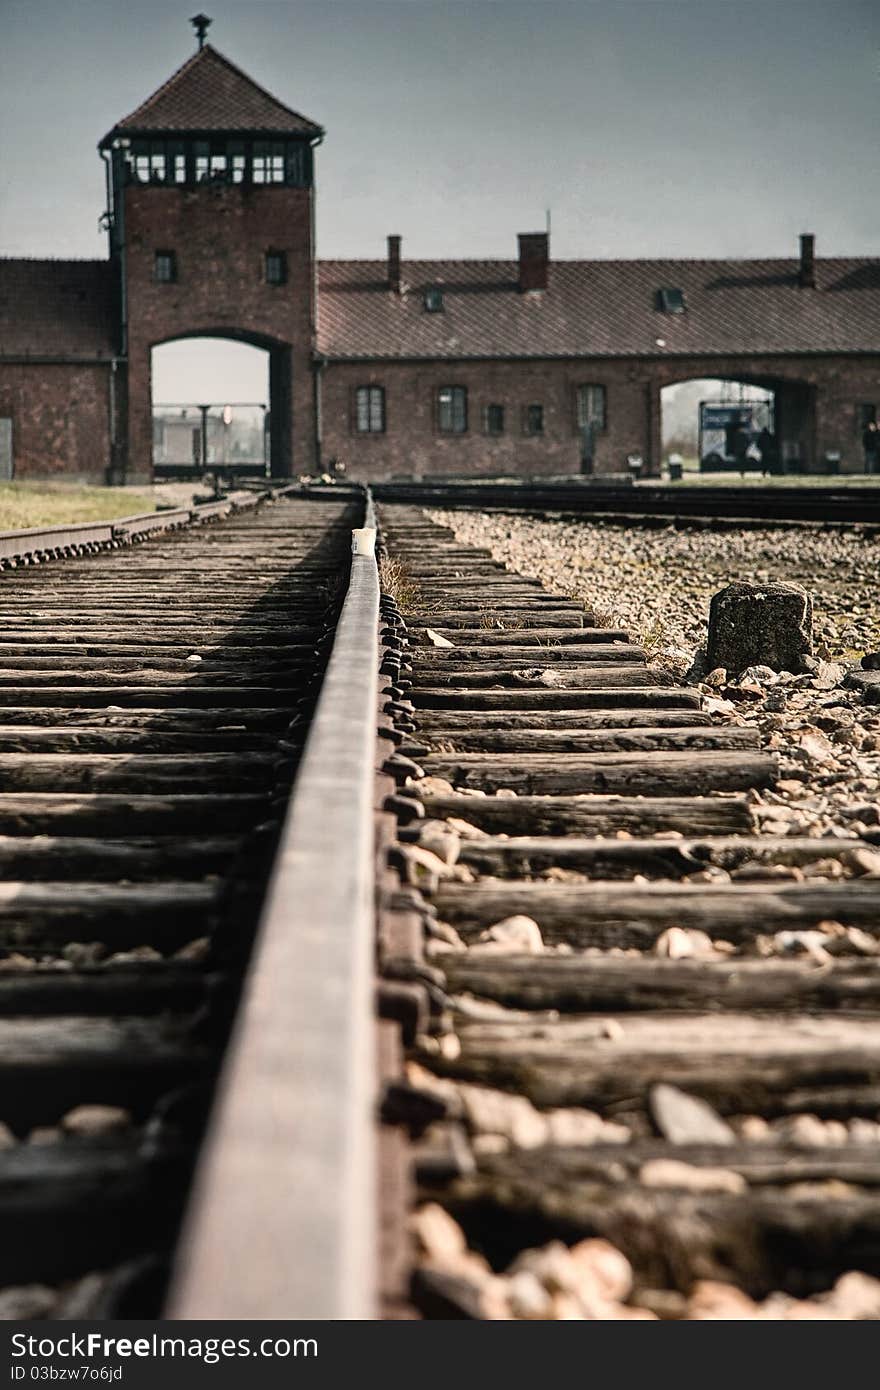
(168, 490), (380, 1319)
(372, 478), (880, 528)
(0, 490), (269, 566)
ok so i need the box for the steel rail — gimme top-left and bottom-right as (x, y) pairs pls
(372, 479), (880, 527)
(167, 489), (380, 1320)
(0, 490), (267, 565)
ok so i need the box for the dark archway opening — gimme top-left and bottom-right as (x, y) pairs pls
(662, 376), (816, 477)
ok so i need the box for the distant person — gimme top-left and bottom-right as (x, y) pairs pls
(863, 420), (880, 474)
(757, 426), (778, 475)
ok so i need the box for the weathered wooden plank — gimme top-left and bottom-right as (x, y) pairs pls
(0, 686), (297, 708)
(0, 1016), (209, 1131)
(0, 793), (269, 834)
(412, 644), (645, 665)
(413, 628), (631, 646)
(0, 643), (315, 659)
(416, 726), (760, 755)
(415, 709), (712, 731)
(0, 964), (212, 1015)
(434, 879), (880, 946)
(0, 752), (279, 792)
(443, 954), (880, 1013)
(444, 1149), (880, 1295)
(0, 727), (280, 754)
(438, 1011), (880, 1117)
(406, 611), (588, 629)
(420, 792), (753, 836)
(0, 707), (290, 731)
(454, 833), (861, 879)
(412, 687), (701, 710)
(0, 666), (305, 686)
(421, 749), (776, 795)
(410, 665), (658, 689)
(0, 834), (242, 878)
(0, 881), (220, 951)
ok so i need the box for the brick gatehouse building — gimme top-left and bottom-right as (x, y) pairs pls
(1, 38), (878, 483)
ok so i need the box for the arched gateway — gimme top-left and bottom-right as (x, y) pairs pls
(98, 42), (323, 481)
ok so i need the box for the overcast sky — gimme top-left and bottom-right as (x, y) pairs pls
(1, 0), (877, 403)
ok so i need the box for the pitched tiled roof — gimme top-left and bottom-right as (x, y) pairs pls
(316, 256), (880, 360)
(101, 45), (322, 142)
(0, 260), (116, 359)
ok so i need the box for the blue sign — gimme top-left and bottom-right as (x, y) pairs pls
(701, 404), (754, 430)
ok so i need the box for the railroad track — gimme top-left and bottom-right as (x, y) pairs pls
(373, 479), (880, 528)
(375, 502), (880, 1321)
(0, 487), (360, 1319)
(2, 485), (879, 1322)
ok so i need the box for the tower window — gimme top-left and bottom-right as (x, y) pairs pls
(355, 386), (385, 434)
(424, 287), (444, 312)
(576, 384), (607, 432)
(265, 252), (287, 286)
(524, 404), (544, 435)
(657, 287), (685, 314)
(154, 251), (177, 284)
(484, 404), (505, 435)
(438, 386), (467, 434)
(253, 141), (286, 184)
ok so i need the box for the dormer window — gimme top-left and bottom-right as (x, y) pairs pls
(657, 287), (685, 314)
(424, 287), (444, 312)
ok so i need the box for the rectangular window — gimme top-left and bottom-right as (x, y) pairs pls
(168, 141), (187, 184)
(194, 141), (211, 182)
(858, 403), (877, 429)
(253, 141), (286, 184)
(154, 251), (177, 284)
(355, 386), (385, 434)
(576, 384), (607, 432)
(438, 386), (467, 434)
(265, 251), (287, 285)
(524, 404), (544, 435)
(228, 141), (247, 184)
(484, 403), (505, 435)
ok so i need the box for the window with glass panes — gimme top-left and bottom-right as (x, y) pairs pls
(485, 404), (505, 435)
(524, 404), (544, 435)
(253, 142), (286, 184)
(265, 251), (287, 285)
(154, 251), (177, 284)
(438, 386), (467, 433)
(355, 387), (385, 433)
(576, 384), (607, 432)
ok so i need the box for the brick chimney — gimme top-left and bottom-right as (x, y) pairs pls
(799, 233), (816, 288)
(518, 232), (549, 292)
(387, 235), (401, 294)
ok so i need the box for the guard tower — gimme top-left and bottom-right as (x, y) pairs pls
(99, 21), (324, 479)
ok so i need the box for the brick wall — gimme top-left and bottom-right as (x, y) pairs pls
(320, 353), (880, 480)
(123, 183), (317, 479)
(0, 363), (111, 482)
